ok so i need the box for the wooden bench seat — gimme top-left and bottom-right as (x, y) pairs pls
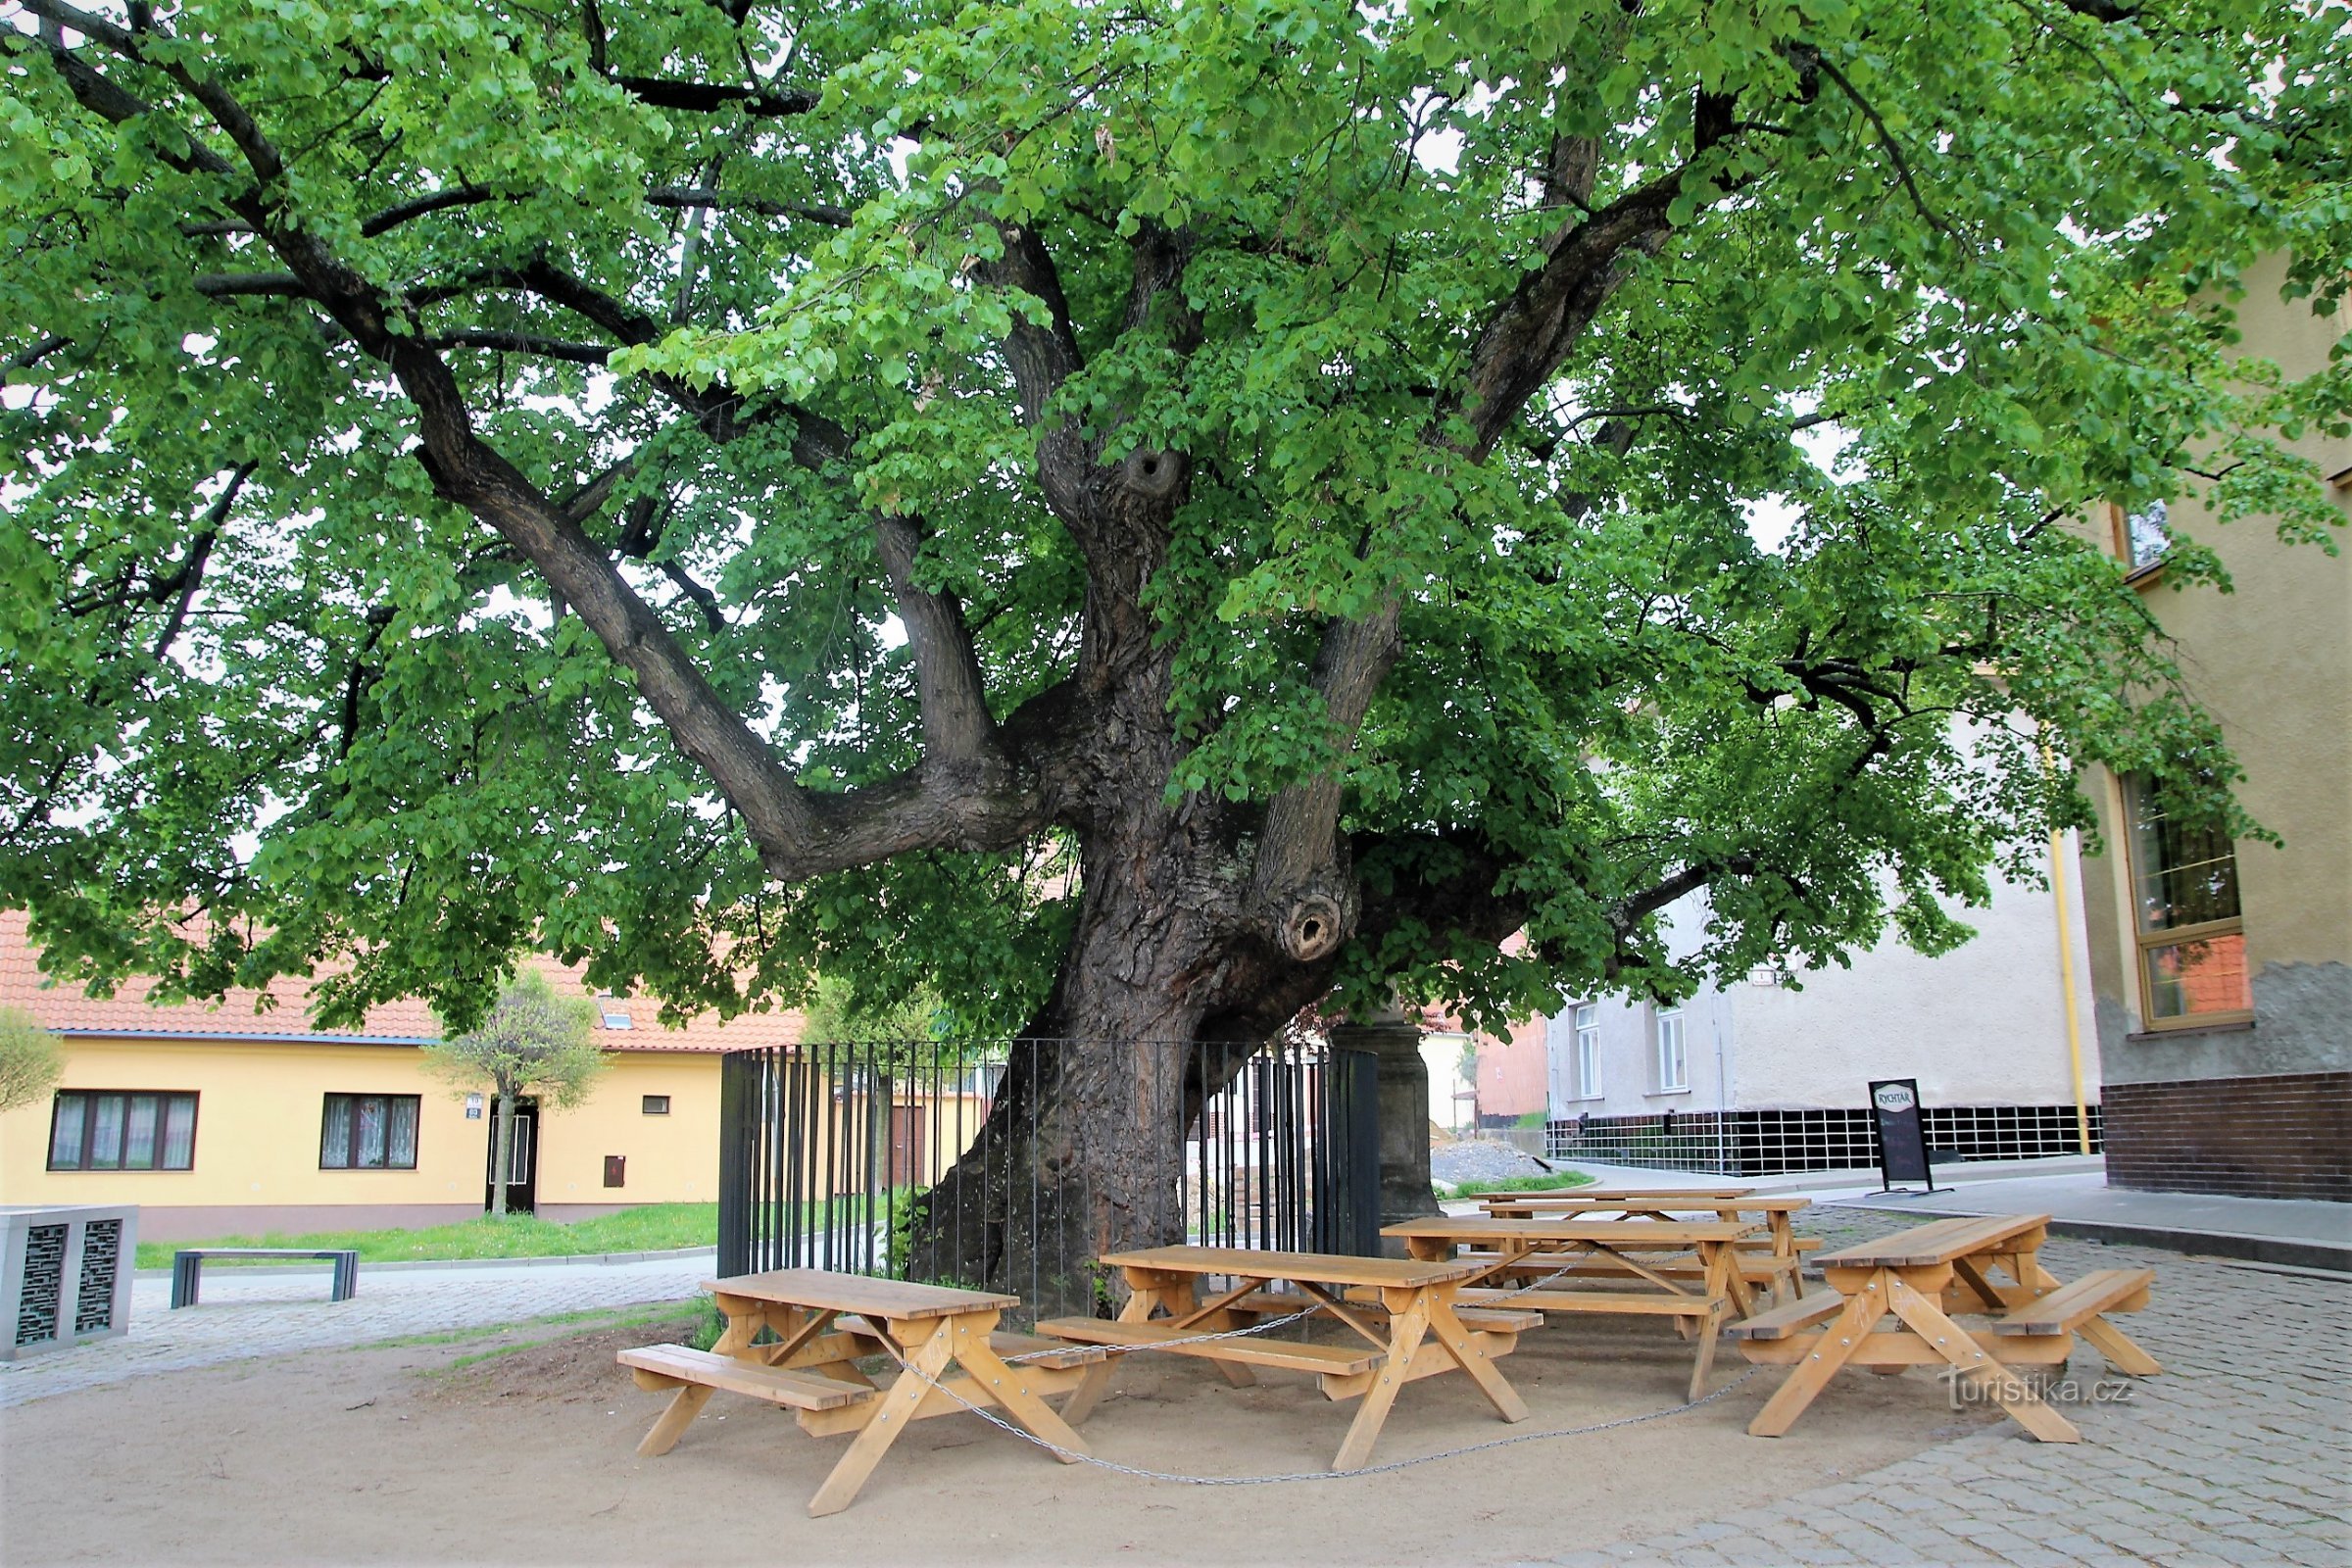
(619, 1344), (876, 1410)
(1224, 1290), (1543, 1335)
(1993, 1269), (2155, 1337)
(833, 1315), (1109, 1371)
(1032, 1315), (1385, 1376)
(1462, 1251), (1800, 1282)
(1725, 1292), (1849, 1341)
(1461, 1286), (1721, 1317)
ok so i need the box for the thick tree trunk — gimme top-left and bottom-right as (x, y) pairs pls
(490, 1090), (514, 1218)
(899, 765), (1330, 1311)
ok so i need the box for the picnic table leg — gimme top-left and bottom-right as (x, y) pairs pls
(2076, 1317), (2163, 1377)
(1056, 1264), (1171, 1424)
(1718, 1242), (1757, 1320)
(1688, 1244), (1741, 1401)
(808, 1315), (956, 1517)
(949, 1313), (1090, 1462)
(1747, 1275), (1887, 1437)
(1056, 1358), (1115, 1425)
(171, 1253), (199, 1309)
(709, 1295), (767, 1356)
(1332, 1291), (1433, 1472)
(1883, 1276), (2081, 1443)
(635, 1382), (716, 1456)
(1158, 1276), (1256, 1388)
(2007, 1252), (2160, 1376)
(1768, 1215), (1798, 1306)
(1421, 1287), (1528, 1424)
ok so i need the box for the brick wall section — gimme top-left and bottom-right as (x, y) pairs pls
(2103, 1071), (2352, 1201)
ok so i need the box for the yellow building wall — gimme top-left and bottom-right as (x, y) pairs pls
(2075, 251), (2352, 1085)
(0, 1036), (726, 1239)
(532, 1053), (723, 1216)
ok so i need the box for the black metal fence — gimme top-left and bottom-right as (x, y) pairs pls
(718, 1036), (1378, 1316)
(1545, 1102), (2102, 1175)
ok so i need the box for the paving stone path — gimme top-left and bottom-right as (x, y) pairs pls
(0, 1252), (713, 1409)
(1532, 1206), (2352, 1568)
(5, 1211), (2347, 1568)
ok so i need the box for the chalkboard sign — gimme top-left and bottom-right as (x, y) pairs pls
(1870, 1078), (1936, 1191)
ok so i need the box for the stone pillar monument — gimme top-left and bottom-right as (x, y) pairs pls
(1328, 1003), (1439, 1249)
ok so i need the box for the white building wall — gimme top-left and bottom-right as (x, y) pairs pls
(1733, 838), (2099, 1109)
(1546, 898), (1737, 1121)
(1544, 834), (2099, 1118)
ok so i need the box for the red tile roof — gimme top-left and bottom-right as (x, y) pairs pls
(0, 910), (801, 1054)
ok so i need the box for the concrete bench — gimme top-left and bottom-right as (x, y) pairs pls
(171, 1248), (360, 1307)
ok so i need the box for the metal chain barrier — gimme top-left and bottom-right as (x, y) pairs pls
(856, 1236), (1777, 1486)
(878, 1331), (1763, 1486)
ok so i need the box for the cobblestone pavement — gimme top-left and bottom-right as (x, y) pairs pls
(1533, 1207), (2352, 1568)
(0, 1252), (712, 1409)
(6, 1213), (2348, 1567)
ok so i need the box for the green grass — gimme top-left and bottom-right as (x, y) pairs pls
(1441, 1169), (1595, 1199)
(355, 1298), (703, 1354)
(440, 1299), (712, 1371)
(134, 1201), (720, 1270)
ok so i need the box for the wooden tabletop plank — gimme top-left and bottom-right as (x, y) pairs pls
(1479, 1196), (1813, 1213)
(706, 1269), (1021, 1318)
(1097, 1246), (1485, 1287)
(1384, 1217), (1761, 1243)
(1516, 1187), (1757, 1200)
(1812, 1213), (2050, 1269)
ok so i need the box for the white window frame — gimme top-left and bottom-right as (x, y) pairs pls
(1572, 1004), (1601, 1099)
(1654, 1009), (1689, 1093)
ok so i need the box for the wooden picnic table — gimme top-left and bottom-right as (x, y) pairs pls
(619, 1270), (1102, 1515)
(1036, 1245), (1529, 1470)
(1478, 1193), (1818, 1304)
(1385, 1215), (1763, 1399)
(1530, 1186), (1758, 1201)
(1731, 1213), (2162, 1443)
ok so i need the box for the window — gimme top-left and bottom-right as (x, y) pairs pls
(641, 1094), (671, 1116)
(320, 1094), (421, 1170)
(2118, 500), (2169, 573)
(2121, 773), (2251, 1025)
(1572, 1004), (1602, 1099)
(48, 1092), (198, 1171)
(1655, 1010), (1689, 1093)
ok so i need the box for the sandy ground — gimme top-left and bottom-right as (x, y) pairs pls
(0, 1312), (2002, 1566)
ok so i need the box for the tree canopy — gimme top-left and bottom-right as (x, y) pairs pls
(0, 1004), (65, 1111)
(3, 0), (2345, 1047)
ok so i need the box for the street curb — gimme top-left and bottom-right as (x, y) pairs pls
(1833, 1200), (2351, 1275)
(132, 1245), (716, 1281)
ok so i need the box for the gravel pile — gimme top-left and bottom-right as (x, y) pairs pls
(1429, 1139), (1552, 1188)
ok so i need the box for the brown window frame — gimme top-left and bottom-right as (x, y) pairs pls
(319, 1092), (422, 1171)
(641, 1094), (671, 1115)
(46, 1090), (200, 1172)
(2118, 774), (2254, 1032)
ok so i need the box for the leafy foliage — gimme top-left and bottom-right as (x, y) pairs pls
(0, 1004), (64, 1111)
(0, 0), (2344, 1044)
(422, 971), (607, 1109)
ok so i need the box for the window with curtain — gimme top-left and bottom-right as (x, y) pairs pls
(1655, 1010), (1689, 1092)
(1572, 1004), (1601, 1098)
(2121, 499), (2170, 572)
(2123, 773), (2251, 1025)
(320, 1094), (421, 1169)
(48, 1092), (199, 1171)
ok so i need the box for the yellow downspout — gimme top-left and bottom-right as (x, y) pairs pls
(2048, 824), (2094, 1155)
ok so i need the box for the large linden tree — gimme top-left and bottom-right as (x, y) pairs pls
(2, 0), (2343, 1285)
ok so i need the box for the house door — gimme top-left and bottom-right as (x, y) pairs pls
(484, 1097), (539, 1213)
(888, 1104), (923, 1190)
